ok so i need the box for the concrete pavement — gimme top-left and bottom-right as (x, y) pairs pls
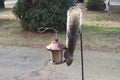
(0, 45), (120, 80)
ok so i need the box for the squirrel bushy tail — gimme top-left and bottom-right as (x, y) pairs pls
(64, 6), (82, 66)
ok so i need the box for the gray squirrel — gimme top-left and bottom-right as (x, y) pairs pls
(64, 6), (82, 66)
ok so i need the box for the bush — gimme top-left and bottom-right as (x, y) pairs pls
(13, 0), (74, 32)
(86, 0), (104, 11)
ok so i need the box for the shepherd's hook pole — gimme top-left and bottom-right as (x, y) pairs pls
(80, 31), (84, 80)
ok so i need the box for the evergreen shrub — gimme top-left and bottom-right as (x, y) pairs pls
(86, 0), (104, 11)
(13, 0), (74, 31)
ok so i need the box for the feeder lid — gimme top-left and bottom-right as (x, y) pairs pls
(46, 39), (66, 51)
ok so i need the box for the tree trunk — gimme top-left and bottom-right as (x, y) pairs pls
(0, 0), (5, 8)
(78, 0), (84, 3)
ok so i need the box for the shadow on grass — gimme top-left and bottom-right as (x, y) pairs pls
(95, 13), (120, 22)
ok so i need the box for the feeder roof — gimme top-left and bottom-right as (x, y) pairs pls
(46, 39), (66, 51)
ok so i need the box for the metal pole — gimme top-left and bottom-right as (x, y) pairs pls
(80, 31), (84, 80)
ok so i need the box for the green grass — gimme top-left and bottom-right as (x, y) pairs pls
(0, 8), (11, 12)
(83, 24), (120, 31)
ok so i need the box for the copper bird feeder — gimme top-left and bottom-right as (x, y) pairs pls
(38, 27), (66, 64)
(46, 39), (66, 64)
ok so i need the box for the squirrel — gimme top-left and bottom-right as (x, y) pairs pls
(64, 6), (82, 66)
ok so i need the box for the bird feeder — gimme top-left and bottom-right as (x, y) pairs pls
(46, 39), (66, 64)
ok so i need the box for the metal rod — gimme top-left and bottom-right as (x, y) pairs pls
(80, 31), (84, 80)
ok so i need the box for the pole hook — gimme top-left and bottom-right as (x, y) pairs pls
(38, 27), (58, 39)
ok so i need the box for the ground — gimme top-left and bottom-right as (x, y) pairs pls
(0, 46), (120, 80)
(0, 1), (120, 80)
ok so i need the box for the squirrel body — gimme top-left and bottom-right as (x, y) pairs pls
(64, 6), (82, 66)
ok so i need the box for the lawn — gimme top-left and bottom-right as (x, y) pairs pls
(0, 3), (120, 53)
